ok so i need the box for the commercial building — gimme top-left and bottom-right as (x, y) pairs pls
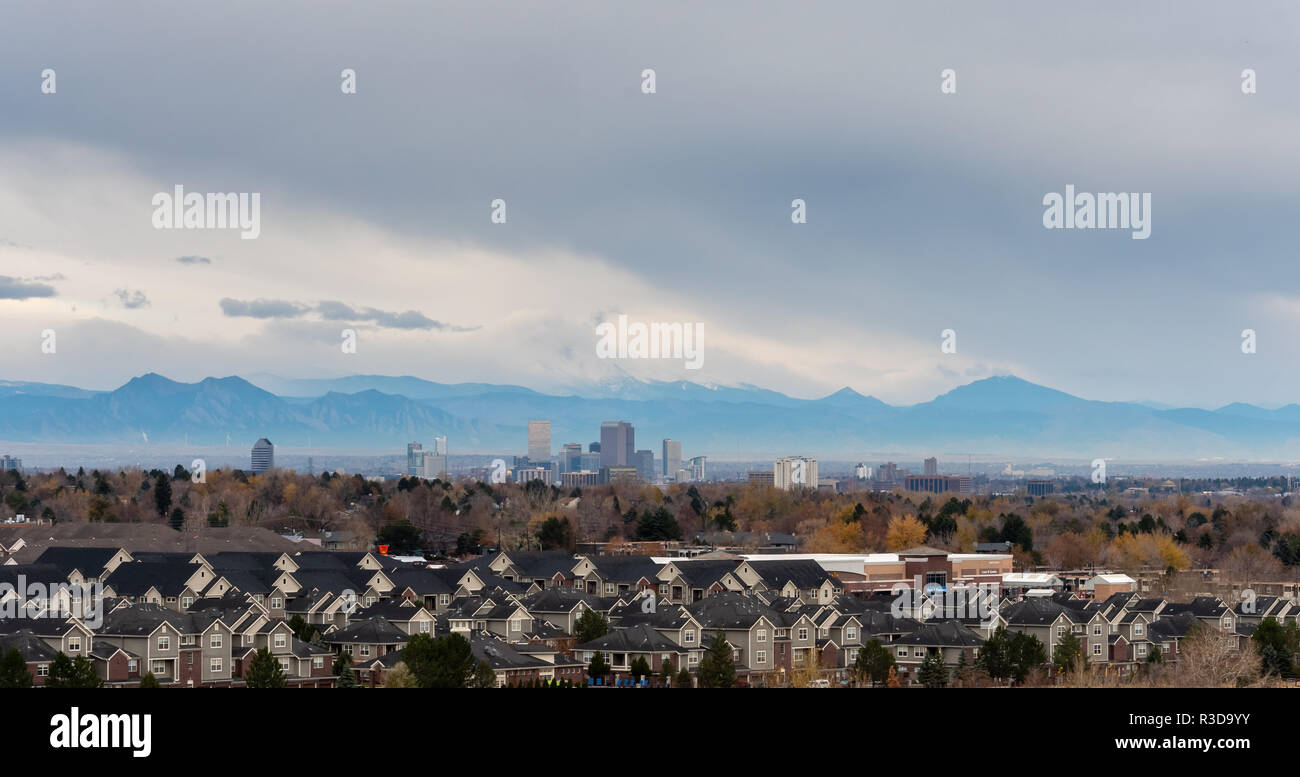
(251, 438), (274, 474)
(688, 456), (706, 482)
(774, 457), (818, 490)
(560, 443), (583, 473)
(561, 471), (601, 489)
(633, 449), (655, 480)
(662, 439), (682, 478)
(514, 467), (553, 485)
(1027, 478), (1055, 497)
(903, 474), (972, 494)
(0, 455), (21, 472)
(599, 421), (634, 468)
(527, 421), (551, 462)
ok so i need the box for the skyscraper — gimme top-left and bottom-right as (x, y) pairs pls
(774, 456), (817, 490)
(633, 449), (655, 480)
(599, 421), (634, 468)
(407, 442), (424, 476)
(662, 439), (682, 478)
(528, 420), (551, 462)
(561, 443), (583, 473)
(924, 457), (938, 476)
(251, 438), (275, 474)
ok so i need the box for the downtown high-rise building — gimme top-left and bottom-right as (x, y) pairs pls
(528, 420), (551, 462)
(924, 457), (938, 476)
(633, 449), (655, 480)
(407, 439), (448, 479)
(774, 456), (818, 490)
(560, 443), (583, 473)
(251, 438), (275, 474)
(662, 438), (682, 478)
(599, 421), (634, 468)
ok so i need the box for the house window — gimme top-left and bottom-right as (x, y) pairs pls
(151, 661), (166, 675)
(68, 638), (81, 653)
(360, 645), (371, 657)
(898, 647), (909, 657)
(1137, 644), (1147, 656)
(158, 636), (170, 651)
(1056, 625), (1065, 636)
(604, 583), (615, 594)
(313, 657), (324, 669)
(419, 621), (431, 633)
(684, 630), (695, 644)
(1093, 644), (1102, 656)
(182, 597), (193, 608)
(365, 597), (375, 607)
(210, 633), (222, 648)
(210, 658), (223, 673)
(166, 596), (176, 604)
(1162, 644), (1170, 653)
(755, 651), (766, 663)
(688, 653), (698, 665)
(274, 633), (287, 648)
(271, 598), (283, 609)
(797, 628), (808, 641)
(37, 664), (49, 677)
(128, 660), (138, 673)
(244, 634), (253, 645)
(846, 628), (857, 640)
(439, 595), (449, 605)
(511, 620), (522, 632)
(757, 629), (767, 642)
(1092, 624), (1101, 635)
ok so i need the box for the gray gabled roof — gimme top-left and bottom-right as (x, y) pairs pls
(321, 616), (410, 645)
(576, 623), (684, 653)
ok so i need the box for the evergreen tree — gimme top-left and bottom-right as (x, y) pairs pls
(918, 650), (948, 688)
(574, 610), (609, 644)
(676, 666), (692, 688)
(1052, 630), (1086, 674)
(138, 672), (161, 688)
(587, 651), (610, 682)
(46, 653), (102, 688)
(246, 647), (287, 688)
(153, 473), (172, 519)
(853, 639), (896, 686)
(697, 631), (736, 688)
(469, 660), (497, 688)
(629, 655), (651, 683)
(0, 649), (32, 688)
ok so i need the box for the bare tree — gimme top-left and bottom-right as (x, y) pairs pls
(1167, 626), (1262, 687)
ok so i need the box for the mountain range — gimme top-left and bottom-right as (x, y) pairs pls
(2, 373), (1300, 460)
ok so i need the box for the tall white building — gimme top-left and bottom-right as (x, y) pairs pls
(689, 455), (707, 482)
(528, 421), (551, 462)
(774, 456), (817, 490)
(251, 438), (275, 474)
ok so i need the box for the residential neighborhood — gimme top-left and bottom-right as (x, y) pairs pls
(0, 541), (1286, 688)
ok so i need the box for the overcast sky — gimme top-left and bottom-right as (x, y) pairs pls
(1, 1), (1297, 407)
